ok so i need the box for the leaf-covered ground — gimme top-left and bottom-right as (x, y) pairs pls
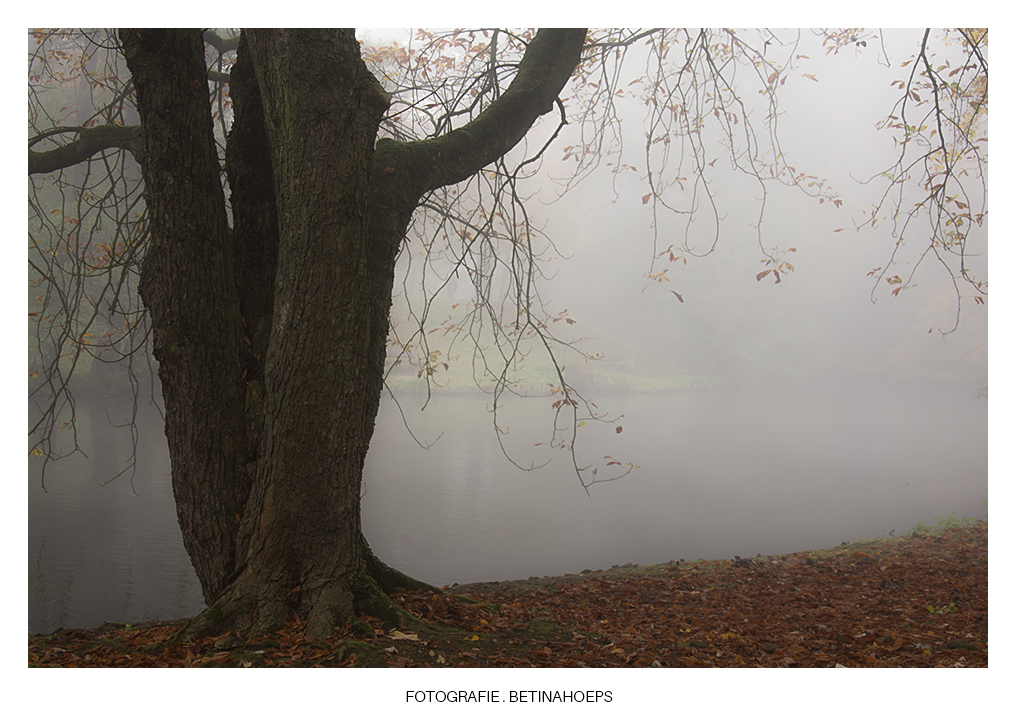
(28, 523), (987, 667)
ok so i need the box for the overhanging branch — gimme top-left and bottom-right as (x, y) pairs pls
(28, 124), (143, 175)
(373, 28), (587, 197)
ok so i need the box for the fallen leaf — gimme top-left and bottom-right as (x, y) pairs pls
(387, 630), (420, 640)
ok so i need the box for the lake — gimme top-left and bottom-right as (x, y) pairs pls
(28, 381), (987, 634)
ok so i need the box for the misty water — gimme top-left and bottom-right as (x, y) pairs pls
(28, 382), (987, 634)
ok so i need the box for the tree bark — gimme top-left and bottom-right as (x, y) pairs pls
(28, 124), (144, 175)
(119, 27), (586, 639)
(196, 28), (398, 638)
(119, 29), (251, 605)
(223, 32), (278, 460)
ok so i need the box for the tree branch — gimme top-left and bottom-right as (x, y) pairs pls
(373, 28), (587, 196)
(203, 30), (239, 53)
(28, 124), (144, 175)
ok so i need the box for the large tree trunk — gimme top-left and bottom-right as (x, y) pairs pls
(120, 29), (252, 606)
(197, 28), (401, 637)
(120, 27), (585, 639)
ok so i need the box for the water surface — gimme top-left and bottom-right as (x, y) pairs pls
(28, 383), (987, 634)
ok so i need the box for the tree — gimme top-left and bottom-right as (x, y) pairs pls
(31, 27), (584, 638)
(28, 28), (987, 638)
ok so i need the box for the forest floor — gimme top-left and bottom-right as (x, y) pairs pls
(28, 522), (987, 668)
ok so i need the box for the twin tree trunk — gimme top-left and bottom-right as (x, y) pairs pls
(119, 28), (585, 638)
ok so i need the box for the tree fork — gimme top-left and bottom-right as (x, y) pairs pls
(123, 28), (586, 640)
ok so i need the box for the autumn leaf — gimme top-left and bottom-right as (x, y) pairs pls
(387, 630), (420, 640)
(28, 523), (987, 668)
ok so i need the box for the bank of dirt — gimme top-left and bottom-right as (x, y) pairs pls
(28, 523), (987, 667)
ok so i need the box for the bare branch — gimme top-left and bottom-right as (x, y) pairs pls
(29, 124), (143, 175)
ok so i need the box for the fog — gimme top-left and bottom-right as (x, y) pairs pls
(367, 28), (986, 391)
(30, 381), (986, 634)
(538, 34), (984, 390)
(27, 29), (988, 633)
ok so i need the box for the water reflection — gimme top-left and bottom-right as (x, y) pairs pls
(362, 383), (987, 585)
(29, 383), (987, 634)
(28, 401), (204, 635)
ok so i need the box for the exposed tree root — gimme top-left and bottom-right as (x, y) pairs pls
(179, 540), (438, 641)
(362, 534), (442, 596)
